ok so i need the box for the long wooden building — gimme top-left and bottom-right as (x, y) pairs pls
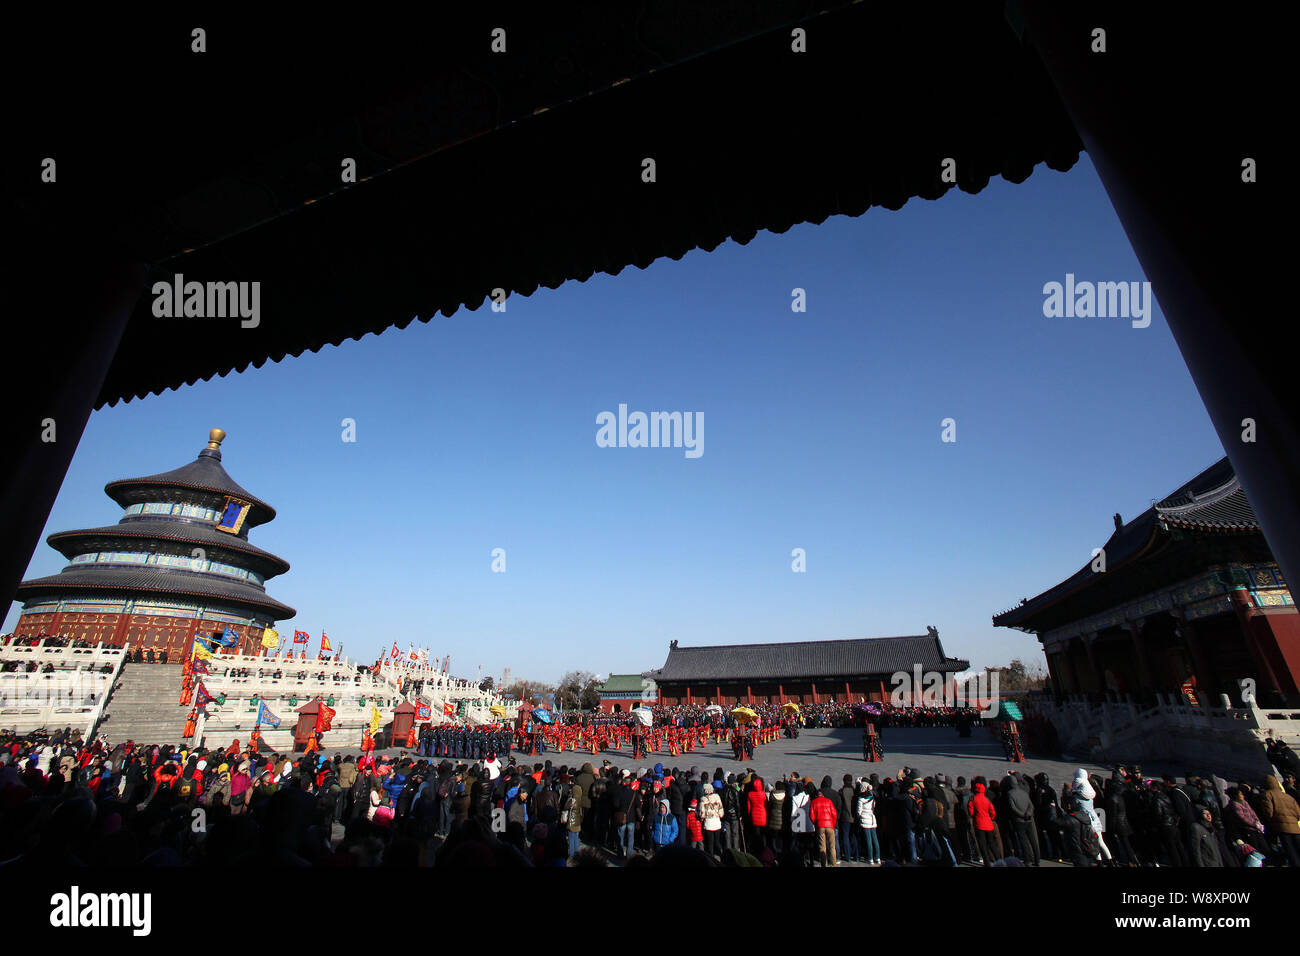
(644, 630), (969, 707)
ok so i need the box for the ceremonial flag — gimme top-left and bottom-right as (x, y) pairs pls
(192, 641), (213, 661)
(409, 644), (417, 662)
(293, 630), (310, 644)
(261, 628), (279, 649)
(417, 703), (431, 720)
(220, 625), (239, 648)
(191, 656), (210, 675)
(369, 703), (383, 735)
(443, 702), (454, 717)
(390, 643), (400, 660)
(256, 701), (281, 728)
(194, 682), (213, 707)
(315, 704), (336, 733)
(320, 632), (332, 653)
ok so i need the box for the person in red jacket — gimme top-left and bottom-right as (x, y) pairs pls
(152, 760), (180, 796)
(745, 776), (768, 854)
(810, 787), (839, 866)
(967, 780), (1000, 865)
(686, 796), (704, 849)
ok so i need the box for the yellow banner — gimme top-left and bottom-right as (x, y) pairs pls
(369, 704), (383, 735)
(261, 628), (279, 649)
(192, 642), (212, 660)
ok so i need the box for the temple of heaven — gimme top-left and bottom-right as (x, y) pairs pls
(10, 428), (294, 656)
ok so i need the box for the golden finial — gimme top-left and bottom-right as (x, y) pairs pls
(207, 428), (226, 450)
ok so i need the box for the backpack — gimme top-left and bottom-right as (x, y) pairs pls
(177, 777), (195, 798)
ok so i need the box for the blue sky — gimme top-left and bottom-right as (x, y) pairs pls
(5, 154), (1224, 683)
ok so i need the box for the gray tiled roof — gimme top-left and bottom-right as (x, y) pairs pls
(645, 634), (968, 683)
(105, 449), (275, 524)
(993, 457), (1260, 628)
(1155, 462), (1257, 532)
(16, 566), (295, 619)
(47, 521), (290, 575)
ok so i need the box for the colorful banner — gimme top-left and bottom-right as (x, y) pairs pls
(293, 630), (310, 644)
(261, 628), (279, 649)
(443, 702), (455, 717)
(192, 641), (213, 661)
(416, 703), (431, 720)
(219, 625), (239, 648)
(369, 703), (383, 735)
(320, 632), (332, 652)
(390, 643), (400, 660)
(256, 700), (281, 728)
(194, 682), (213, 707)
(315, 704), (336, 733)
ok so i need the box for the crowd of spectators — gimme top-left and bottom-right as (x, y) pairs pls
(2, 724), (1297, 868)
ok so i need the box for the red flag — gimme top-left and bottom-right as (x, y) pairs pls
(293, 630), (309, 644)
(315, 704), (336, 733)
(443, 702), (455, 716)
(321, 632), (332, 653)
(390, 643), (399, 660)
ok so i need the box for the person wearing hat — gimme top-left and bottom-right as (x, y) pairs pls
(651, 798), (679, 854)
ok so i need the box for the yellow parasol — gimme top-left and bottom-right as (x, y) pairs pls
(731, 707), (759, 724)
(781, 702), (800, 714)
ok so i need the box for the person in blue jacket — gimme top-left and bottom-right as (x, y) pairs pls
(384, 766), (408, 803)
(652, 798), (679, 853)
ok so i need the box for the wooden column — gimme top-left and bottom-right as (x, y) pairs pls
(1081, 632), (1104, 697)
(1231, 590), (1285, 703)
(1125, 622), (1154, 699)
(1171, 610), (1216, 699)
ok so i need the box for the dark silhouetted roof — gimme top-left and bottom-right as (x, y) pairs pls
(646, 634), (968, 683)
(7, 6), (1081, 410)
(993, 457), (1262, 629)
(16, 566), (295, 619)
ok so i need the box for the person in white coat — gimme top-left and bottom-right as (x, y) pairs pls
(855, 779), (881, 865)
(790, 781), (814, 864)
(1071, 768), (1112, 862)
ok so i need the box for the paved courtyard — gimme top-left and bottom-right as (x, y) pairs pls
(503, 726), (1120, 786)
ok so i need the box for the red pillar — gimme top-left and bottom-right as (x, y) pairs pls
(811, 682), (819, 704)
